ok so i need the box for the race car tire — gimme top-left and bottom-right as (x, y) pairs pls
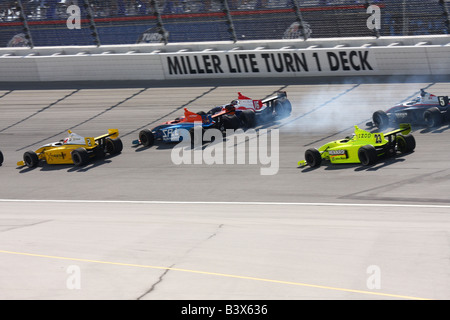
(423, 107), (443, 128)
(23, 151), (39, 168)
(372, 110), (389, 130)
(71, 148), (90, 167)
(219, 114), (240, 132)
(444, 110), (450, 123)
(305, 148), (322, 168)
(396, 134), (416, 154)
(239, 110), (256, 129)
(229, 114), (241, 129)
(358, 145), (378, 166)
(0, 150), (3, 166)
(106, 137), (123, 155)
(275, 99), (292, 118)
(93, 146), (106, 160)
(139, 129), (155, 147)
(256, 108), (273, 124)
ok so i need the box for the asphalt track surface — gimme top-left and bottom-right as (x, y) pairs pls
(0, 78), (449, 300)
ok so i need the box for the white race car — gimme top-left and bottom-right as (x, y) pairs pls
(205, 91), (292, 129)
(367, 89), (450, 129)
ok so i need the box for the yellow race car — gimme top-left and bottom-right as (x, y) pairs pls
(17, 129), (123, 168)
(298, 124), (415, 168)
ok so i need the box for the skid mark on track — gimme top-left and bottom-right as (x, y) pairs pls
(0, 219), (51, 233)
(0, 90), (13, 101)
(16, 88), (148, 151)
(121, 86), (218, 138)
(1, 89), (80, 134)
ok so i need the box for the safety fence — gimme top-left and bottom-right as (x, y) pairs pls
(1, 0), (449, 48)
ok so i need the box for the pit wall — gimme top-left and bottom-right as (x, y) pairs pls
(1, 35), (449, 82)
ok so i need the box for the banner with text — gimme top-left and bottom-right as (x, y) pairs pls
(161, 49), (378, 79)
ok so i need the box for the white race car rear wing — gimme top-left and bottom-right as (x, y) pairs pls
(261, 91), (287, 104)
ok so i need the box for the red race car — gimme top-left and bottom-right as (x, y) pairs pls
(205, 91), (291, 128)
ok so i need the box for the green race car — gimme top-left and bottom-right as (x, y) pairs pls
(298, 123), (415, 168)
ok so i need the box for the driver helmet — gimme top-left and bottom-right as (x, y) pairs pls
(63, 131), (84, 144)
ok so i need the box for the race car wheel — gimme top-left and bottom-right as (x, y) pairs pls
(423, 107), (443, 128)
(93, 146), (106, 160)
(23, 151), (39, 168)
(396, 134), (416, 154)
(358, 145), (378, 166)
(71, 148), (89, 167)
(275, 100), (292, 118)
(372, 110), (389, 130)
(219, 114), (240, 132)
(305, 148), (322, 168)
(229, 114), (241, 130)
(106, 138), (123, 155)
(0, 150), (3, 166)
(444, 110), (450, 123)
(139, 129), (155, 147)
(239, 110), (256, 129)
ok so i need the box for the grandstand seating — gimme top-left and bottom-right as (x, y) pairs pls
(0, 0), (448, 47)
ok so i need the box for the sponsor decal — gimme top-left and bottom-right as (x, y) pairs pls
(328, 149), (348, 159)
(162, 128), (180, 142)
(47, 152), (67, 162)
(137, 26), (168, 44)
(329, 150), (346, 156)
(395, 112), (408, 118)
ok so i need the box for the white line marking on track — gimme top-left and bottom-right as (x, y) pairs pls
(0, 199), (450, 209)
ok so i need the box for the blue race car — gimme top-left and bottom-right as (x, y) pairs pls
(132, 106), (247, 147)
(367, 89), (450, 129)
(133, 91), (291, 148)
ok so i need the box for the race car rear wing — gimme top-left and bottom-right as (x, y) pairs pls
(94, 129), (119, 142)
(384, 123), (411, 137)
(261, 91), (287, 104)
